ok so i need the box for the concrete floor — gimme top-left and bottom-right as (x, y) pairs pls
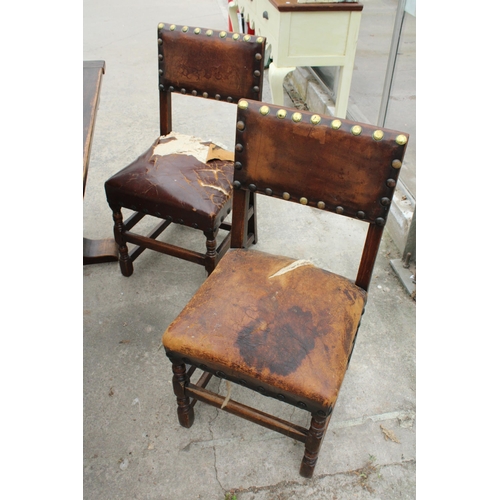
(83, 1), (416, 498)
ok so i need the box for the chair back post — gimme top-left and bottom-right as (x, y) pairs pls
(156, 23), (265, 135)
(232, 99), (409, 290)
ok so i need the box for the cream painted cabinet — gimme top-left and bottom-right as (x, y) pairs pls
(229, 0), (363, 118)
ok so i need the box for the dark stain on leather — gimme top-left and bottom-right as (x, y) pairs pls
(236, 305), (316, 377)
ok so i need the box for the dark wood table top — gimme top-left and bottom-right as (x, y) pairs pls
(83, 60), (105, 195)
(268, 0), (363, 12)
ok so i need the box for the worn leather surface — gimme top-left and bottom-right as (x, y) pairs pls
(163, 248), (367, 415)
(159, 25), (265, 103)
(234, 99), (408, 225)
(105, 136), (233, 231)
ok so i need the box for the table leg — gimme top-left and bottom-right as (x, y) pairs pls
(268, 62), (296, 105)
(83, 237), (118, 265)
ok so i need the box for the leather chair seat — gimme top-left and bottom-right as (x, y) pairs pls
(105, 133), (234, 232)
(163, 248), (367, 416)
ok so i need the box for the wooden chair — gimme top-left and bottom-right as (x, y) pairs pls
(104, 24), (265, 276)
(162, 99), (409, 477)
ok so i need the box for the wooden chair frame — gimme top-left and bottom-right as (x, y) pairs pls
(105, 24), (265, 276)
(163, 99), (409, 477)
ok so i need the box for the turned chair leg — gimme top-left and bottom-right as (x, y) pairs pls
(300, 413), (331, 478)
(248, 192), (258, 244)
(110, 206), (134, 277)
(172, 362), (194, 428)
(204, 228), (218, 275)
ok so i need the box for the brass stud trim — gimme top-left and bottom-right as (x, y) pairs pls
(158, 23), (165, 30)
(357, 211), (365, 219)
(169, 24), (176, 31)
(203, 92), (209, 98)
(244, 34), (251, 42)
(255, 53), (262, 60)
(396, 134), (407, 145)
(300, 197), (308, 205)
(310, 114), (321, 125)
(331, 119), (342, 130)
(238, 100), (249, 110)
(283, 192), (290, 200)
(254, 70), (261, 77)
(206, 29), (213, 36)
(392, 159), (402, 169)
(182, 26), (188, 32)
(386, 179), (396, 188)
(235, 162), (243, 170)
(219, 31), (227, 38)
(260, 105), (270, 116)
(276, 109), (287, 119)
(157, 38), (163, 45)
(292, 112), (302, 123)
(232, 33), (240, 40)
(317, 201), (325, 209)
(236, 121), (245, 131)
(351, 125), (362, 136)
(194, 28), (201, 34)
(373, 130), (384, 141)
(335, 206), (344, 214)
(256, 37), (264, 43)
(265, 188), (273, 196)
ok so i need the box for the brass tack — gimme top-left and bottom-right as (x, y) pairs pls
(158, 54), (163, 60)
(235, 162), (243, 170)
(392, 159), (402, 169)
(300, 197), (308, 205)
(386, 179), (396, 188)
(310, 114), (321, 125)
(376, 217), (386, 227)
(233, 180), (241, 189)
(219, 31), (227, 38)
(335, 206), (344, 214)
(157, 38), (163, 45)
(249, 184), (257, 192)
(192, 90), (197, 96)
(351, 125), (362, 136)
(169, 24), (176, 31)
(331, 119), (342, 130)
(257, 37), (264, 43)
(158, 23), (165, 30)
(236, 121), (245, 131)
(292, 112), (302, 123)
(253, 86), (260, 93)
(206, 29), (213, 36)
(194, 28), (201, 34)
(159, 69), (163, 75)
(203, 92), (208, 98)
(357, 211), (365, 219)
(232, 33), (240, 40)
(260, 105), (270, 116)
(169, 86), (174, 91)
(182, 26), (188, 32)
(244, 34), (251, 42)
(380, 197), (391, 206)
(396, 134), (407, 145)
(159, 84), (165, 91)
(283, 192), (291, 200)
(317, 201), (325, 209)
(181, 88), (186, 94)
(215, 94), (221, 100)
(265, 188), (273, 196)
(238, 100), (249, 110)
(255, 53), (262, 60)
(227, 96), (233, 102)
(235, 143), (243, 152)
(373, 130), (384, 141)
(276, 109), (287, 119)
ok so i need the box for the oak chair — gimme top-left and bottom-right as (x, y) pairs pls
(162, 99), (409, 477)
(104, 24), (265, 276)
